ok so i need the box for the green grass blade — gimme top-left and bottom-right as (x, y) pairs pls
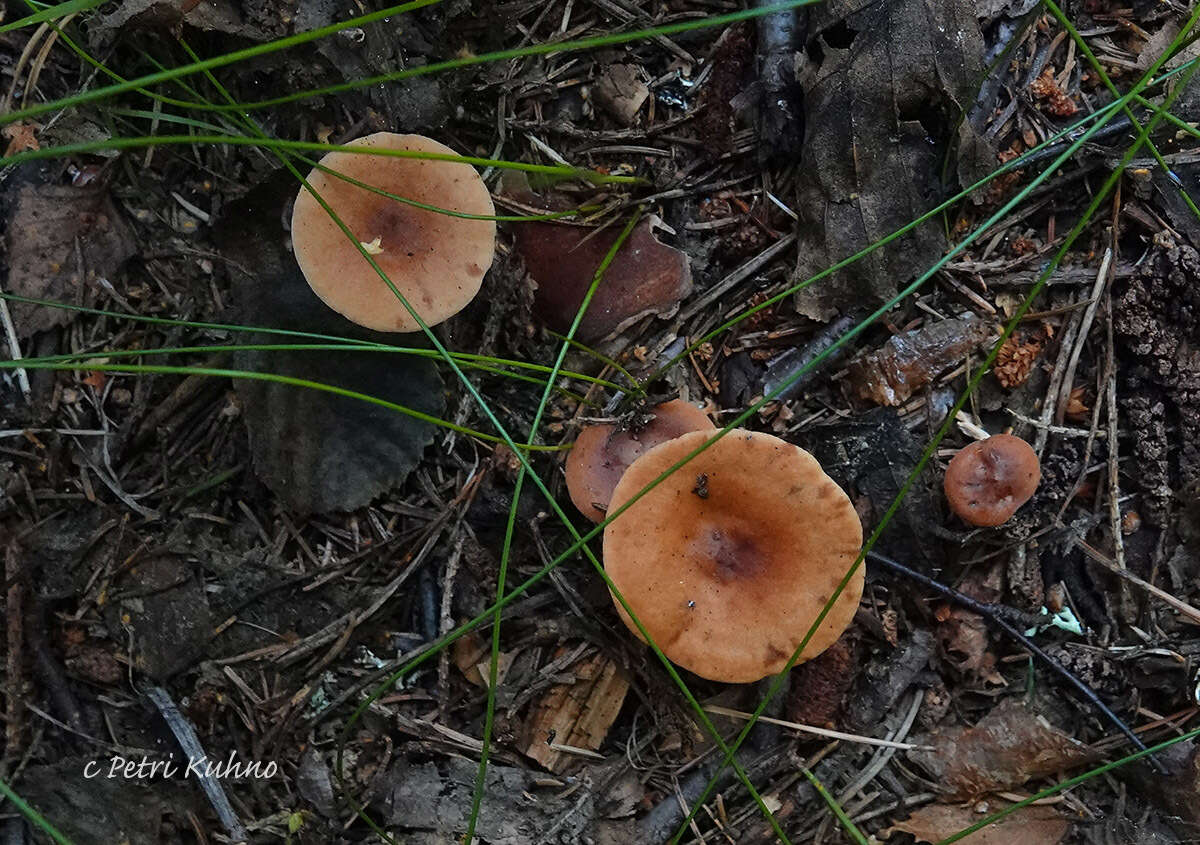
(802, 768), (869, 845)
(465, 209), (644, 843)
(15, 343), (624, 393)
(0, 0), (102, 33)
(0, 134), (640, 183)
(0, 360), (567, 449)
(0, 778), (76, 845)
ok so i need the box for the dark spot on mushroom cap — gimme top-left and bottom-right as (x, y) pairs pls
(701, 526), (765, 581)
(944, 434), (1041, 527)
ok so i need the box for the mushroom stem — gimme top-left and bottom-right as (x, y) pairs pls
(866, 550), (1164, 774)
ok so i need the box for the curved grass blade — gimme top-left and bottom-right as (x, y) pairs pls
(0, 135), (641, 184)
(0, 294), (625, 390)
(0, 0), (102, 34)
(0, 0), (449, 122)
(14, 344), (625, 394)
(0, 361), (568, 450)
(465, 209), (644, 843)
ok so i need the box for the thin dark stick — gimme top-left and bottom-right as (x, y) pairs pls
(866, 550), (1167, 775)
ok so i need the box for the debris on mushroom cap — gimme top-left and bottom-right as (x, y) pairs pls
(603, 429), (864, 683)
(514, 216), (692, 343)
(565, 400), (715, 523)
(291, 132), (496, 333)
(943, 434), (1041, 527)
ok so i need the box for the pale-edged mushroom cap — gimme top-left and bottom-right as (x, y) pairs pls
(291, 132), (496, 332)
(565, 400), (715, 523)
(603, 429), (864, 683)
(944, 433), (1041, 527)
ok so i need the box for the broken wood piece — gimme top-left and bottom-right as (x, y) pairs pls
(520, 650), (629, 772)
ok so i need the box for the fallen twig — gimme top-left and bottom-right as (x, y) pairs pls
(867, 550), (1166, 774)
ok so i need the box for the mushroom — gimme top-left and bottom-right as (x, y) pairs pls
(565, 400), (715, 523)
(602, 429), (864, 683)
(943, 433), (1041, 527)
(291, 132), (496, 332)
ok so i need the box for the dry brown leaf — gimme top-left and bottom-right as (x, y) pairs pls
(4, 181), (136, 338)
(908, 699), (1096, 800)
(884, 803), (1070, 844)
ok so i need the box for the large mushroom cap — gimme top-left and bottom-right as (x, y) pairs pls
(291, 132), (496, 332)
(565, 399), (715, 523)
(944, 433), (1041, 527)
(603, 429), (864, 683)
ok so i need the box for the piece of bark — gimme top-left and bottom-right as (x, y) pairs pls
(521, 651), (630, 772)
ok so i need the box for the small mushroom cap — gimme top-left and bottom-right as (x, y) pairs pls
(565, 400), (715, 523)
(603, 429), (864, 683)
(944, 433), (1041, 527)
(291, 132), (495, 332)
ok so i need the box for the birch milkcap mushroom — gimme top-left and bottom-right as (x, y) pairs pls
(291, 132), (496, 332)
(602, 429), (864, 683)
(943, 433), (1041, 527)
(565, 399), (715, 523)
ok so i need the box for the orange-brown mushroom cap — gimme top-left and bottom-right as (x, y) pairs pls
(943, 433), (1041, 527)
(565, 400), (715, 523)
(603, 429), (865, 683)
(291, 132), (496, 332)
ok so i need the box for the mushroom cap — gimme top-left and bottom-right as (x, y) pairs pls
(565, 400), (715, 523)
(291, 132), (496, 332)
(944, 434), (1041, 527)
(603, 429), (864, 683)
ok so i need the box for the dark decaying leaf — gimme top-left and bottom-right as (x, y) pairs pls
(792, 0), (988, 320)
(2, 176), (136, 338)
(215, 171), (444, 515)
(883, 803), (1070, 844)
(907, 698), (1095, 800)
